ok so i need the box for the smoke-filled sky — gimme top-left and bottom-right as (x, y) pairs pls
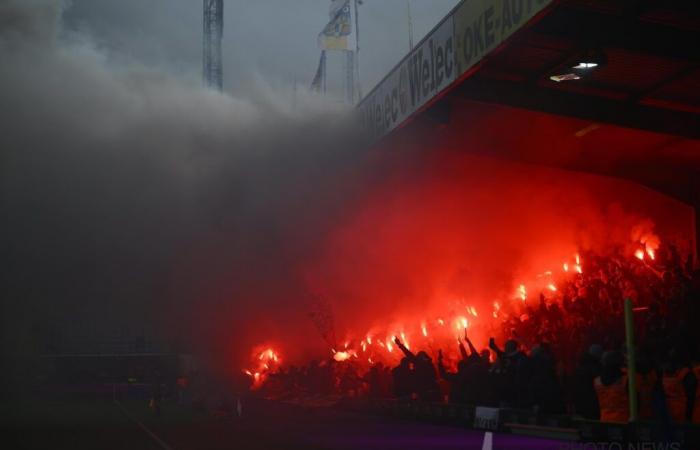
(1, 1), (694, 377)
(0, 0), (376, 365)
(0, 0), (460, 365)
(62, 0), (460, 97)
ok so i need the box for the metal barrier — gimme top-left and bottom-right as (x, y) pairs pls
(338, 397), (700, 445)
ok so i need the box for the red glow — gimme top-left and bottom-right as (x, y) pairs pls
(333, 350), (355, 361)
(244, 346), (282, 389)
(518, 284), (527, 302)
(236, 152), (692, 385)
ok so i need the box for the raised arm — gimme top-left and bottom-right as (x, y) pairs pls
(394, 337), (416, 360)
(457, 338), (469, 360)
(462, 328), (478, 357)
(465, 337), (479, 358)
(488, 337), (504, 358)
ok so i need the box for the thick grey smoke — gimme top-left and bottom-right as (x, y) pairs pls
(0, 0), (369, 372)
(3, 2), (693, 385)
(60, 0), (462, 96)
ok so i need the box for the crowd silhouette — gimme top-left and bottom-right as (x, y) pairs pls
(260, 244), (700, 424)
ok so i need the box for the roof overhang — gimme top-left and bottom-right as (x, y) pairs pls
(360, 0), (700, 204)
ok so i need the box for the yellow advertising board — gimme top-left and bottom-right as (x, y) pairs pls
(455, 0), (553, 76)
(358, 0), (554, 140)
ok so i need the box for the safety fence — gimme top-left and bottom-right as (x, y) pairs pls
(338, 397), (700, 445)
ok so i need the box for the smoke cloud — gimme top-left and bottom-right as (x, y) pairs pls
(1, 1), (693, 382)
(304, 151), (693, 349)
(0, 0), (369, 374)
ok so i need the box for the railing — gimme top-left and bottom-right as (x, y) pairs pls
(339, 397), (700, 445)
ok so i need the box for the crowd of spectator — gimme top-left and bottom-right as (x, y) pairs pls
(260, 244), (700, 425)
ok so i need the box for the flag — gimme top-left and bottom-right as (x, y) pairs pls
(318, 0), (356, 50)
(310, 50), (326, 92)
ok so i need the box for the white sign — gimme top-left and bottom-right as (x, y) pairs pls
(358, 16), (455, 139)
(474, 406), (500, 430)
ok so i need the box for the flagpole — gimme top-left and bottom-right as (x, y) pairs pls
(322, 50), (327, 94)
(293, 76), (298, 109)
(353, 0), (362, 102)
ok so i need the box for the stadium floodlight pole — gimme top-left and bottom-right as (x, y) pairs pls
(353, 0), (362, 102)
(406, 0), (414, 50)
(203, 0), (224, 91)
(624, 298), (638, 422)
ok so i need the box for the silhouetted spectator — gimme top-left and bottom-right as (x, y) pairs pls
(489, 337), (530, 407)
(391, 357), (413, 399)
(573, 345), (602, 419)
(529, 343), (564, 413)
(437, 349), (468, 404)
(395, 337), (440, 401)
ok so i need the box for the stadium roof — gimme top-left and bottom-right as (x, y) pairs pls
(363, 0), (700, 204)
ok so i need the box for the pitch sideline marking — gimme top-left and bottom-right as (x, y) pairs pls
(114, 399), (175, 450)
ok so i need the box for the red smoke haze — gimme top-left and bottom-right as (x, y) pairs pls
(297, 150), (693, 364)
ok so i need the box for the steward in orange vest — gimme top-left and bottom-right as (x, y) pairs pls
(594, 351), (629, 423)
(662, 366), (693, 423)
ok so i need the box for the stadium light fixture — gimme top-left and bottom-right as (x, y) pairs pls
(573, 48), (608, 70)
(550, 49), (607, 82)
(572, 62), (598, 69)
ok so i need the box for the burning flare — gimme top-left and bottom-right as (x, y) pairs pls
(518, 284), (527, 302)
(245, 347), (282, 389)
(243, 224), (670, 390)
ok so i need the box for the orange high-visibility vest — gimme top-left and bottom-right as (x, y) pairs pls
(663, 368), (689, 423)
(636, 372), (657, 420)
(595, 375), (629, 423)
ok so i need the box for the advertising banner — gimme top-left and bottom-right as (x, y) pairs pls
(358, 0), (554, 141)
(358, 16), (455, 139)
(454, 0), (553, 76)
(474, 406), (500, 431)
